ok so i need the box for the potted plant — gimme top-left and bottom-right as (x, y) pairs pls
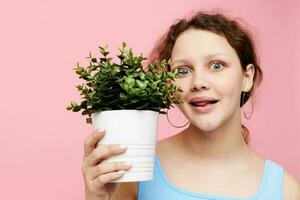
(66, 42), (183, 182)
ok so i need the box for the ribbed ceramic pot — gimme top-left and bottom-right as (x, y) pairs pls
(91, 110), (159, 182)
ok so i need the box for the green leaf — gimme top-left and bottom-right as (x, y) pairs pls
(134, 88), (141, 96)
(71, 101), (78, 107)
(119, 93), (128, 100)
(124, 76), (135, 87)
(111, 66), (120, 75)
(154, 74), (161, 80)
(136, 80), (148, 90)
(153, 91), (163, 96)
(167, 72), (175, 78)
(76, 84), (84, 91)
(120, 82), (129, 92)
(87, 91), (96, 98)
(72, 105), (81, 112)
(139, 72), (145, 80)
(116, 77), (124, 83)
(128, 48), (133, 57)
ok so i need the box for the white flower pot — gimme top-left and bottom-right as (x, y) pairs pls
(91, 109), (159, 182)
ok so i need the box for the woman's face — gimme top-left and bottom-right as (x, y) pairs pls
(170, 28), (254, 132)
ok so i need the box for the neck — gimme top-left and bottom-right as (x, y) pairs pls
(178, 109), (252, 163)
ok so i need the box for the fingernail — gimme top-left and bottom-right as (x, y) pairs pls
(97, 129), (105, 133)
(117, 170), (125, 174)
(119, 144), (127, 149)
(124, 162), (132, 167)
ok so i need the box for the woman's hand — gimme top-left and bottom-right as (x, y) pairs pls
(82, 129), (132, 200)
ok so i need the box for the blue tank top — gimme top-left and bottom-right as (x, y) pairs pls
(138, 154), (284, 200)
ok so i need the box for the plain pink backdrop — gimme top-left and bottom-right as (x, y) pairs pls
(0, 0), (299, 199)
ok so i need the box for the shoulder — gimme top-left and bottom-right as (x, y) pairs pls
(284, 169), (300, 200)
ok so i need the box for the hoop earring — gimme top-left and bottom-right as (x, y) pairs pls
(241, 91), (252, 120)
(166, 109), (190, 128)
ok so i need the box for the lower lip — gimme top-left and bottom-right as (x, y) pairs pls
(191, 102), (218, 114)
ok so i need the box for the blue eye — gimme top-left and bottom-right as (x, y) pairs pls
(178, 67), (190, 75)
(210, 62), (224, 71)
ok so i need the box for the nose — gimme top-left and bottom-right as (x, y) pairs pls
(190, 71), (210, 92)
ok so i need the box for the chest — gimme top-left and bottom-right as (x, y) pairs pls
(160, 157), (264, 198)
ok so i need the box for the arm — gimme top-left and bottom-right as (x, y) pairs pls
(111, 182), (138, 200)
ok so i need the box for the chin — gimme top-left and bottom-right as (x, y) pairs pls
(189, 119), (220, 133)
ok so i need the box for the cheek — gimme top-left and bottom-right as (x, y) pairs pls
(216, 74), (242, 111)
(218, 71), (242, 96)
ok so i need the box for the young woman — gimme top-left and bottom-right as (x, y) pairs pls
(82, 10), (300, 200)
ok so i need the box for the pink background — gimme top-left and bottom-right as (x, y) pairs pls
(0, 0), (299, 199)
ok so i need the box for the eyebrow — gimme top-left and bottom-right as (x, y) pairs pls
(171, 53), (229, 64)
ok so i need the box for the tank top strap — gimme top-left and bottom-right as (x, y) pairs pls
(257, 159), (284, 199)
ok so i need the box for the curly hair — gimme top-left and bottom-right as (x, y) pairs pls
(147, 9), (263, 145)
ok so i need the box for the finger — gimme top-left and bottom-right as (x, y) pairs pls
(89, 161), (132, 180)
(87, 144), (127, 166)
(84, 129), (105, 158)
(92, 170), (126, 187)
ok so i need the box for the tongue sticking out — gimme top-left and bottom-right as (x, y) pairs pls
(192, 101), (217, 107)
(195, 101), (210, 107)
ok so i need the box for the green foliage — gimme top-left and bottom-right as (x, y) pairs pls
(66, 42), (183, 124)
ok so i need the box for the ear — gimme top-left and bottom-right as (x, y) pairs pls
(242, 64), (255, 92)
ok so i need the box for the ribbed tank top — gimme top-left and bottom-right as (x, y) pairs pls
(138, 154), (284, 200)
